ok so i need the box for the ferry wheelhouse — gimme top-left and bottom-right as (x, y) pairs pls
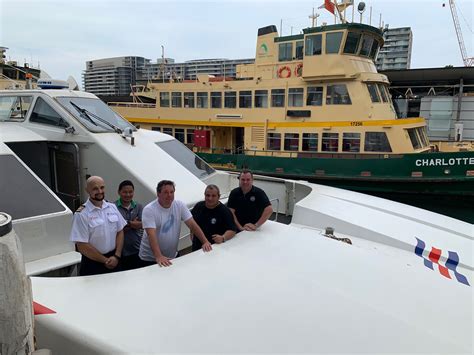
(110, 23), (474, 199)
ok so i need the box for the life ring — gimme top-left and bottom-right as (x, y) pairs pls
(278, 66), (291, 78)
(294, 63), (303, 77)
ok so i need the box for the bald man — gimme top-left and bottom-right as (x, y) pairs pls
(70, 176), (127, 276)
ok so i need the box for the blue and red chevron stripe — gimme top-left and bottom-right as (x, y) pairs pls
(415, 238), (470, 286)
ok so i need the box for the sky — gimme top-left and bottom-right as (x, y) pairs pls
(1, 0), (473, 88)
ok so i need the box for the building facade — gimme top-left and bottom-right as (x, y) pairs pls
(83, 56), (149, 95)
(376, 27), (412, 71)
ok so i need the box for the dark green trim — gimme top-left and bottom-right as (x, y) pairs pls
(303, 23), (383, 37)
(275, 34), (304, 43)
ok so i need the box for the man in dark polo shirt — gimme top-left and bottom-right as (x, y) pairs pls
(227, 170), (273, 232)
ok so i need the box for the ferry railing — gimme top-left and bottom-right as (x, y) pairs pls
(269, 198), (280, 222)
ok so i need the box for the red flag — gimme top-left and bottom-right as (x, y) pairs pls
(324, 0), (335, 14)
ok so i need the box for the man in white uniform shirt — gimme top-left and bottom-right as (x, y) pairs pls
(139, 180), (212, 267)
(70, 176), (127, 276)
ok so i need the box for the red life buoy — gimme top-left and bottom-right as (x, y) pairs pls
(278, 66), (291, 78)
(294, 63), (303, 77)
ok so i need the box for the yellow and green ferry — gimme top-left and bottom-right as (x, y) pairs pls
(110, 21), (474, 200)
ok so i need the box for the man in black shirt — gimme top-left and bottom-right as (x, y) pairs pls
(227, 170), (273, 232)
(191, 185), (237, 251)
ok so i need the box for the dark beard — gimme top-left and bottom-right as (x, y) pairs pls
(91, 194), (104, 201)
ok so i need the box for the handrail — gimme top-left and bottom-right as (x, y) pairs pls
(269, 198), (280, 222)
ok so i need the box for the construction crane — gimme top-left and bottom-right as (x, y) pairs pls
(445, 0), (473, 66)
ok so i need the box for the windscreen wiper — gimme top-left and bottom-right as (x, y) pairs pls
(69, 101), (123, 134)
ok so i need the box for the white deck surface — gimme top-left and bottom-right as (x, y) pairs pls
(32, 222), (472, 354)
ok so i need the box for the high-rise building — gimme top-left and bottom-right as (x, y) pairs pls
(376, 27), (412, 71)
(83, 56), (149, 95)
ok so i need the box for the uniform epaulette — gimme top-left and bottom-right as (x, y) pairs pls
(75, 204), (85, 213)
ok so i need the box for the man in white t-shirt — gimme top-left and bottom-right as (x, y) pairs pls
(139, 180), (212, 267)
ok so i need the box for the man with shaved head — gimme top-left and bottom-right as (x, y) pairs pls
(70, 176), (127, 276)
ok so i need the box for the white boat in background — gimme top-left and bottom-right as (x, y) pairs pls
(0, 88), (472, 353)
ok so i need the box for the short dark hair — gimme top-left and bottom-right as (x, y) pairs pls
(118, 180), (134, 191)
(157, 180), (175, 193)
(205, 184), (220, 195)
(238, 169), (253, 179)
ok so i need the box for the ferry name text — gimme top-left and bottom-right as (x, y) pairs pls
(415, 158), (474, 167)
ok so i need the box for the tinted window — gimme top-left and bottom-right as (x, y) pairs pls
(295, 41), (304, 60)
(0, 155), (66, 219)
(364, 132), (392, 152)
(211, 92), (222, 108)
(156, 140), (215, 179)
(284, 133), (299, 151)
(171, 92), (182, 108)
(367, 84), (380, 103)
(225, 91), (236, 108)
(184, 92), (195, 108)
(271, 89), (285, 107)
(160, 92), (170, 107)
(342, 133), (361, 152)
(279, 43), (293, 61)
(30, 97), (69, 127)
(267, 133), (281, 150)
(302, 133), (318, 151)
(322, 133), (339, 152)
(239, 91), (252, 108)
(197, 92), (208, 108)
(326, 85), (352, 105)
(255, 90), (268, 108)
(343, 32), (361, 54)
(359, 35), (374, 56)
(305, 34), (322, 56)
(288, 88), (304, 107)
(307, 87), (323, 106)
(326, 32), (343, 54)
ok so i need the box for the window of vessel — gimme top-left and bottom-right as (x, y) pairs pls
(160, 92), (170, 107)
(342, 133), (361, 152)
(184, 92), (195, 108)
(271, 89), (285, 107)
(255, 90), (268, 108)
(367, 84), (380, 103)
(359, 34), (374, 57)
(0, 96), (33, 121)
(211, 92), (222, 108)
(343, 31), (361, 54)
(322, 133), (339, 152)
(151, 126), (161, 132)
(406, 128), (422, 150)
(196, 92), (208, 108)
(30, 97), (69, 128)
(163, 127), (173, 136)
(284, 133), (299, 151)
(370, 39), (380, 59)
(364, 132), (392, 152)
(417, 127), (429, 147)
(326, 85), (352, 105)
(239, 91), (252, 108)
(295, 41), (304, 60)
(279, 43), (293, 62)
(305, 34), (322, 56)
(186, 129), (194, 144)
(267, 132), (281, 150)
(288, 88), (304, 107)
(307, 87), (323, 106)
(325, 32), (343, 54)
(225, 91), (237, 108)
(377, 84), (389, 102)
(174, 128), (185, 143)
(302, 133), (318, 151)
(171, 92), (182, 108)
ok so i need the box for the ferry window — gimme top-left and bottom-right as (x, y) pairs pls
(407, 128), (422, 150)
(359, 35), (374, 57)
(364, 132), (392, 152)
(279, 43), (293, 62)
(186, 129), (194, 144)
(288, 88), (304, 107)
(326, 85), (352, 105)
(370, 39), (379, 59)
(255, 90), (268, 108)
(322, 133), (339, 152)
(151, 126), (161, 132)
(271, 89), (285, 107)
(171, 92), (182, 108)
(417, 127), (429, 147)
(160, 92), (170, 107)
(326, 32), (343, 54)
(184, 92), (195, 108)
(163, 127), (173, 136)
(343, 31), (361, 54)
(302, 133), (318, 151)
(156, 140), (215, 179)
(342, 133), (361, 152)
(295, 41), (304, 60)
(377, 84), (389, 102)
(211, 92), (222, 108)
(367, 84), (380, 103)
(307, 87), (323, 106)
(0, 96), (33, 121)
(239, 91), (252, 108)
(284, 133), (299, 151)
(224, 91), (237, 108)
(305, 34), (322, 56)
(30, 97), (69, 128)
(267, 133), (281, 150)
(196, 92), (208, 108)
(175, 128), (185, 143)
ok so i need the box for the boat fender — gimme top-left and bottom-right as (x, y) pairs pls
(295, 63), (303, 77)
(278, 66), (291, 78)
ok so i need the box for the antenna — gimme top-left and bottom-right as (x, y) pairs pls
(309, 8), (320, 27)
